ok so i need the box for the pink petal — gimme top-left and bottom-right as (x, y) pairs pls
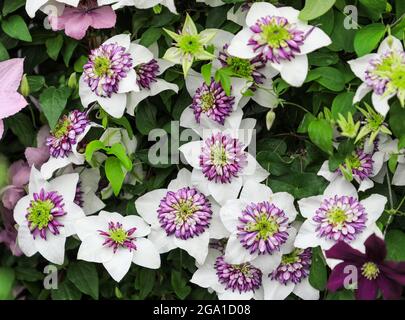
(89, 6), (117, 29)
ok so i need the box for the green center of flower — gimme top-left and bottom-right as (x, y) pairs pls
(390, 64), (405, 91)
(247, 214), (279, 240)
(201, 92), (215, 111)
(178, 34), (201, 54)
(361, 262), (380, 280)
(327, 208), (347, 226)
(281, 248), (303, 265)
(346, 153), (361, 170)
(226, 57), (254, 79)
(27, 200), (54, 230)
(109, 228), (128, 245)
(261, 23), (291, 49)
(211, 145), (228, 166)
(94, 56), (111, 77)
(52, 118), (70, 139)
(173, 200), (197, 221)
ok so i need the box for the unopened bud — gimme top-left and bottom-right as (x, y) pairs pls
(153, 5), (162, 14)
(68, 72), (77, 89)
(20, 74), (30, 97)
(266, 110), (276, 130)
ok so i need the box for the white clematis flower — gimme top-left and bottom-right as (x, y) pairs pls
(294, 177), (387, 267)
(220, 180), (298, 275)
(135, 168), (229, 265)
(179, 119), (269, 205)
(227, 3), (331, 87)
(79, 34), (140, 118)
(25, 0), (79, 18)
(13, 167), (85, 264)
(109, 0), (177, 13)
(126, 42), (179, 115)
(75, 210), (160, 282)
(348, 36), (405, 116)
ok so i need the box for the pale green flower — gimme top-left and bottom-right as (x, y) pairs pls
(163, 14), (216, 77)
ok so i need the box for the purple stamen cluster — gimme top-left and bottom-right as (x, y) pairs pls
(270, 248), (312, 285)
(313, 196), (367, 242)
(215, 255), (262, 293)
(136, 59), (160, 90)
(83, 42), (133, 97)
(338, 149), (374, 181)
(200, 132), (248, 184)
(192, 79), (235, 125)
(237, 201), (289, 255)
(98, 221), (137, 253)
(157, 187), (212, 240)
(26, 188), (66, 240)
(46, 110), (90, 158)
(248, 16), (305, 63)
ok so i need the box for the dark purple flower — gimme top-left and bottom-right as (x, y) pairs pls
(136, 59), (159, 90)
(338, 148), (374, 181)
(326, 234), (405, 300)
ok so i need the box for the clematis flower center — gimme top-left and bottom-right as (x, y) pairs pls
(313, 195), (367, 242)
(136, 59), (159, 90)
(227, 57), (254, 79)
(178, 35), (201, 54)
(339, 149), (374, 181)
(271, 248), (312, 284)
(83, 42), (133, 97)
(47, 110), (90, 158)
(361, 262), (380, 280)
(158, 187), (212, 240)
(192, 80), (235, 125)
(98, 221), (137, 253)
(248, 16), (305, 63)
(26, 188), (66, 240)
(200, 132), (248, 184)
(365, 50), (405, 99)
(238, 201), (289, 254)
(215, 255), (262, 293)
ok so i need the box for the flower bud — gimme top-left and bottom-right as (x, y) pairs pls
(68, 72), (77, 89)
(20, 74), (30, 97)
(266, 110), (276, 130)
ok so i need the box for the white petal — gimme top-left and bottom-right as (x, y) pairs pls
(13, 195), (31, 225)
(82, 193), (105, 216)
(299, 27), (331, 55)
(378, 36), (404, 54)
(354, 83), (372, 103)
(35, 233), (66, 265)
(128, 43), (154, 66)
(75, 215), (106, 239)
(103, 249), (133, 282)
(358, 178), (374, 192)
(59, 202), (85, 236)
(218, 290), (254, 300)
(103, 34), (131, 50)
(48, 173), (79, 203)
(185, 69), (204, 96)
(126, 90), (150, 115)
(277, 6), (301, 23)
(28, 166), (47, 195)
(251, 251), (282, 274)
(207, 177), (243, 205)
(17, 223), (37, 257)
(135, 189), (167, 226)
(77, 235), (114, 263)
(227, 28), (256, 59)
(219, 199), (245, 233)
(174, 232), (209, 265)
(240, 180), (272, 203)
(97, 93), (128, 118)
(361, 194), (387, 225)
(148, 227), (177, 253)
(224, 233), (256, 264)
(156, 59), (174, 75)
(294, 220), (319, 249)
(279, 55), (308, 87)
(209, 204), (230, 239)
(246, 2), (279, 27)
(372, 92), (392, 117)
(297, 195), (323, 218)
(318, 160), (338, 182)
(271, 192), (298, 221)
(251, 83), (278, 108)
(132, 238), (161, 269)
(190, 264), (218, 289)
(324, 177), (358, 198)
(117, 69), (139, 93)
(243, 154), (270, 183)
(123, 215), (151, 237)
(25, 0), (48, 17)
(263, 278), (295, 300)
(393, 163), (405, 186)
(348, 54), (378, 81)
(179, 141), (203, 168)
(293, 277), (319, 300)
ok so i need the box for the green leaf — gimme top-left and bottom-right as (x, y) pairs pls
(354, 24), (386, 56)
(299, 0), (336, 21)
(0, 41), (9, 61)
(2, 0), (25, 16)
(140, 28), (162, 47)
(5, 113), (35, 147)
(201, 63), (212, 85)
(386, 230), (405, 261)
(389, 102), (405, 138)
(136, 102), (157, 135)
(39, 86), (71, 129)
(85, 140), (106, 163)
(331, 91), (356, 119)
(0, 267), (15, 300)
(51, 280), (82, 300)
(1, 15), (32, 42)
(308, 118), (334, 155)
(62, 38), (79, 67)
(308, 67), (345, 91)
(134, 269), (156, 299)
(359, 0), (387, 20)
(27, 75), (45, 93)
(171, 270), (191, 300)
(309, 247), (327, 291)
(107, 144), (133, 171)
(67, 262), (99, 300)
(105, 156), (125, 196)
(46, 35), (64, 61)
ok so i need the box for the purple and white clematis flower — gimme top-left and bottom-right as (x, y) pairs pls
(191, 247), (264, 300)
(264, 245), (319, 300)
(348, 36), (405, 116)
(294, 177), (387, 267)
(79, 34), (140, 118)
(13, 167), (85, 264)
(75, 210), (160, 282)
(220, 181), (298, 275)
(49, 0), (117, 40)
(135, 168), (228, 264)
(227, 3), (331, 87)
(180, 69), (248, 134)
(179, 119), (269, 205)
(0, 58), (28, 139)
(40, 109), (96, 179)
(126, 43), (179, 115)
